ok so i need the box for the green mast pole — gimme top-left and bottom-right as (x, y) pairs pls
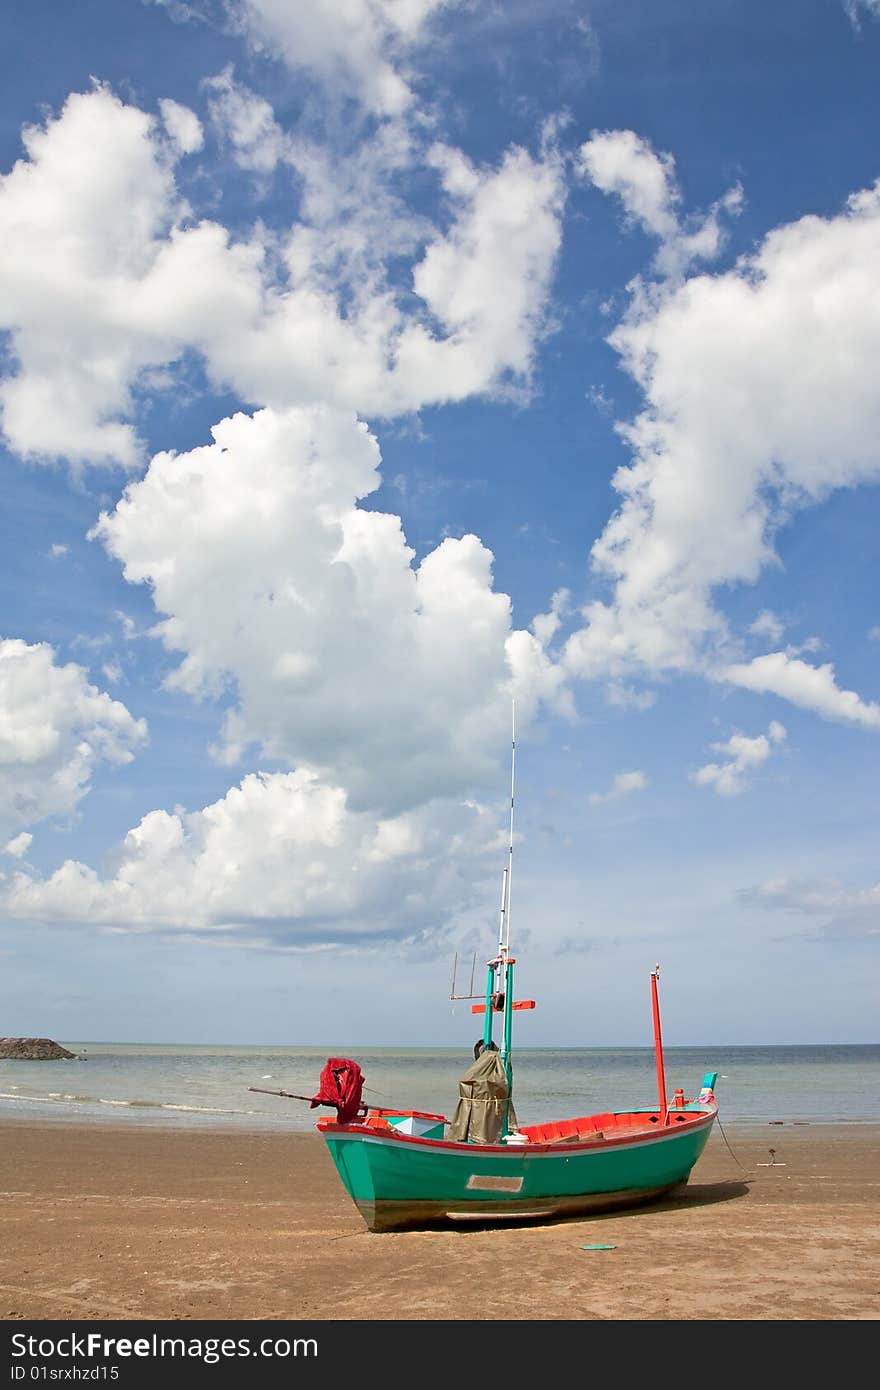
(483, 959), (495, 1051)
(502, 961), (514, 1060)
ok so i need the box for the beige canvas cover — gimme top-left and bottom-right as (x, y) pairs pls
(446, 1048), (517, 1144)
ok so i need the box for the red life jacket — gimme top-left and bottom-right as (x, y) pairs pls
(310, 1057), (365, 1123)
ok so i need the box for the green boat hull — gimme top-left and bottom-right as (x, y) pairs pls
(321, 1108), (717, 1232)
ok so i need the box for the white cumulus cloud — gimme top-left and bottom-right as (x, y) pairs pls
(750, 610), (785, 646)
(563, 164), (880, 721)
(92, 405), (566, 814)
(204, 69), (287, 173)
(0, 638), (147, 838)
(691, 720), (786, 797)
(589, 769), (648, 805)
(158, 97), (204, 154)
(0, 86), (264, 468)
(388, 142), (565, 408)
(0, 769), (502, 946)
(721, 653), (880, 729)
(4, 832), (32, 859)
(234, 0), (456, 116)
(0, 86), (565, 466)
(577, 128), (742, 278)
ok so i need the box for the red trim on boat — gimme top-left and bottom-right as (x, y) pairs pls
(316, 1105), (716, 1157)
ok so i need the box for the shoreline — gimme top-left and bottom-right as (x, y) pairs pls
(3, 1096), (880, 1137)
(2, 1106), (879, 1134)
(2, 1116), (878, 1320)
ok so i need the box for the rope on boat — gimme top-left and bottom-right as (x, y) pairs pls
(714, 1112), (754, 1178)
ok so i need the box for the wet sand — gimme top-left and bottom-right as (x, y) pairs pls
(1, 1117), (877, 1321)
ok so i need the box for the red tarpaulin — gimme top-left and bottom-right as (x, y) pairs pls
(310, 1057), (365, 1124)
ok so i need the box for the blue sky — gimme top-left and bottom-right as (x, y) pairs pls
(1, 0), (878, 1047)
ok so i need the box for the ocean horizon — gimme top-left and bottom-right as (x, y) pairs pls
(1, 1042), (878, 1132)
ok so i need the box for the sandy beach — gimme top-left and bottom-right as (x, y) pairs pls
(0, 1117), (877, 1322)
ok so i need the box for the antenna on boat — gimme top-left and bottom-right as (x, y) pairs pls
(449, 698), (517, 1005)
(449, 698), (534, 1125)
(498, 698), (516, 958)
(449, 949), (477, 1001)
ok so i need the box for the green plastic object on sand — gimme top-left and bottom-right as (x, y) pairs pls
(582, 1244), (615, 1250)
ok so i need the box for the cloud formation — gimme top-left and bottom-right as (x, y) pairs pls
(4, 60), (879, 964)
(844, 1), (880, 27)
(0, 639), (147, 838)
(563, 157), (880, 722)
(4, 832), (32, 859)
(0, 88), (195, 466)
(749, 610), (785, 646)
(235, 0), (455, 116)
(577, 128), (742, 278)
(1, 769), (501, 945)
(589, 769), (647, 805)
(93, 405), (565, 814)
(745, 875), (880, 940)
(0, 85), (564, 466)
(721, 654), (880, 729)
(691, 721), (786, 797)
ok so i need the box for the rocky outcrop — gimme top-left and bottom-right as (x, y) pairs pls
(0, 1037), (78, 1060)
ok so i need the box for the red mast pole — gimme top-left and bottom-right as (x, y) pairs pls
(650, 964), (668, 1125)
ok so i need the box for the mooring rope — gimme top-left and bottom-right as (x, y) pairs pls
(715, 1111), (754, 1179)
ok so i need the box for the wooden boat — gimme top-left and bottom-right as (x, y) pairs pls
(314, 714), (718, 1232)
(258, 712), (718, 1232)
(316, 989), (718, 1233)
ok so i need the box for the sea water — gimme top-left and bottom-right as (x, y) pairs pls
(1, 1043), (878, 1131)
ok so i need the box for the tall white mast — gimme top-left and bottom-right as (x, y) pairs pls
(497, 699), (516, 957)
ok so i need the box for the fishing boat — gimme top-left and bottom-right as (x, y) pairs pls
(315, 979), (718, 1233)
(259, 714), (719, 1233)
